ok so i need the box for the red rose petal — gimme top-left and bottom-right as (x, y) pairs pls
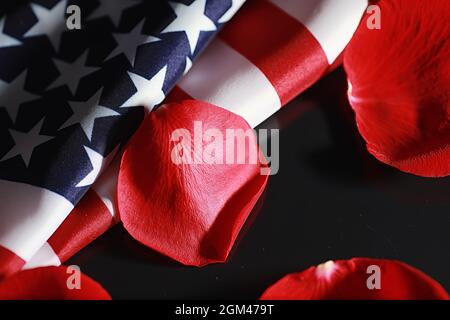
(0, 266), (111, 300)
(260, 258), (450, 300)
(118, 100), (269, 266)
(344, 0), (450, 177)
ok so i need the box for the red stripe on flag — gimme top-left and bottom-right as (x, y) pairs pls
(0, 246), (25, 280)
(219, 0), (329, 105)
(164, 86), (193, 103)
(47, 190), (115, 263)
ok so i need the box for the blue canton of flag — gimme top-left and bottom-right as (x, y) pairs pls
(0, 0), (235, 265)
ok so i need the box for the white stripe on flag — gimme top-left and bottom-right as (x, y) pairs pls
(218, 0), (246, 23)
(178, 39), (281, 128)
(0, 180), (73, 261)
(92, 156), (121, 219)
(22, 241), (61, 270)
(270, 0), (368, 64)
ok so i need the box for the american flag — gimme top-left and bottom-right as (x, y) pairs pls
(0, 0), (367, 277)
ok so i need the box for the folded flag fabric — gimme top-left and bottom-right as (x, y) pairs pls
(0, 0), (244, 279)
(19, 0), (368, 271)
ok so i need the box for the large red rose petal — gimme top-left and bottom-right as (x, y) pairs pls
(260, 258), (449, 300)
(118, 100), (269, 266)
(0, 266), (111, 300)
(344, 0), (450, 177)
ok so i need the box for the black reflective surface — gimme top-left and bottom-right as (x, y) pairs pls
(68, 68), (450, 299)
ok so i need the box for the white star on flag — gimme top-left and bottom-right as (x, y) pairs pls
(218, 0), (246, 23)
(106, 19), (160, 66)
(88, 0), (141, 27)
(184, 57), (192, 75)
(48, 50), (99, 94)
(61, 89), (121, 141)
(0, 70), (39, 123)
(1, 118), (53, 167)
(24, 0), (68, 51)
(119, 66), (167, 112)
(76, 145), (119, 187)
(162, 0), (216, 54)
(0, 17), (22, 47)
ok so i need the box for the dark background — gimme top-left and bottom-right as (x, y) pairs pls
(68, 68), (450, 299)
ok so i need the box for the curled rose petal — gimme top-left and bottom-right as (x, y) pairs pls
(0, 266), (111, 300)
(344, 0), (450, 177)
(260, 258), (450, 300)
(118, 100), (269, 266)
